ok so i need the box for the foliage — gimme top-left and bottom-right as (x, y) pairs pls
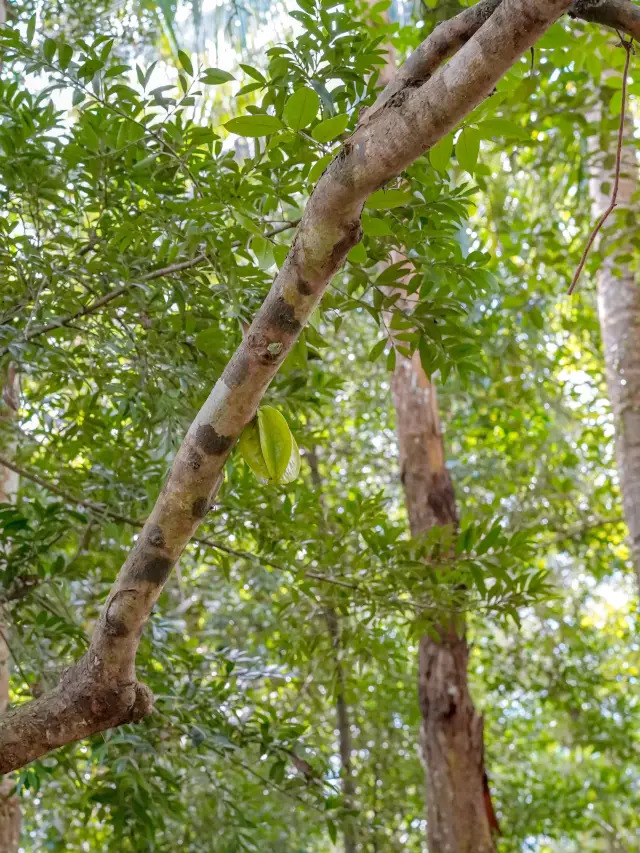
(0, 0), (638, 851)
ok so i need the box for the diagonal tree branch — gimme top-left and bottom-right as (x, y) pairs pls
(570, 0), (640, 38)
(0, 0), (576, 775)
(362, 0), (639, 125)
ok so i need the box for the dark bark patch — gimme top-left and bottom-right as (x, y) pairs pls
(428, 470), (458, 528)
(297, 276), (312, 296)
(104, 613), (129, 637)
(264, 296), (301, 335)
(186, 448), (202, 471)
(137, 555), (173, 585)
(146, 524), (166, 549)
(388, 89), (411, 108)
(195, 424), (234, 456)
(192, 496), (209, 518)
(247, 331), (284, 366)
(223, 349), (250, 388)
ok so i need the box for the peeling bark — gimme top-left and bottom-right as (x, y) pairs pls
(0, 364), (21, 853)
(0, 0), (575, 774)
(589, 87), (640, 588)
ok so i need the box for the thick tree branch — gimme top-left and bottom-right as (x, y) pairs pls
(571, 0), (640, 39)
(363, 0), (639, 123)
(0, 0), (573, 775)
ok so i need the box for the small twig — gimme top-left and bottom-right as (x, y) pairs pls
(569, 37), (634, 295)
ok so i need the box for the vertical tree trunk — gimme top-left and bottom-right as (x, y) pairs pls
(392, 352), (496, 853)
(307, 448), (356, 853)
(589, 88), (640, 589)
(0, 364), (21, 853)
(366, 2), (497, 841)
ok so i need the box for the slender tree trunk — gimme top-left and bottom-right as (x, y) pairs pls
(0, 364), (21, 853)
(325, 610), (357, 853)
(588, 83), (640, 589)
(307, 448), (356, 853)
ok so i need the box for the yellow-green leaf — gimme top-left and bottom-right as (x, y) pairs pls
(257, 406), (293, 482)
(456, 127), (481, 174)
(238, 418), (270, 480)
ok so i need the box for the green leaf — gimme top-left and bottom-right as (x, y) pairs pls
(257, 407), (294, 482)
(361, 215), (392, 237)
(309, 153), (332, 183)
(43, 38), (57, 63)
(477, 118), (529, 141)
(347, 242), (366, 264)
(58, 43), (73, 70)
(456, 127), (481, 174)
(365, 188), (412, 210)
(273, 244), (289, 268)
(240, 63), (266, 84)
(311, 113), (349, 142)
(177, 50), (193, 75)
(194, 326), (219, 356)
(226, 115), (285, 137)
(368, 338), (387, 361)
(201, 67), (235, 85)
(386, 347), (397, 371)
(251, 236), (275, 270)
(429, 133), (454, 172)
(283, 87), (320, 131)
(238, 419), (270, 480)
(26, 15), (36, 44)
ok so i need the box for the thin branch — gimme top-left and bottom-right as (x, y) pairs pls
(568, 37), (634, 295)
(0, 221), (300, 357)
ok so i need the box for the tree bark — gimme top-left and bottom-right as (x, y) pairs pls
(589, 79), (640, 588)
(373, 4), (495, 837)
(0, 364), (21, 853)
(392, 345), (496, 853)
(0, 0), (577, 774)
(307, 447), (357, 853)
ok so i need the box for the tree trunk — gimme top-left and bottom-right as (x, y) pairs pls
(0, 364), (21, 853)
(369, 1), (496, 840)
(392, 351), (496, 853)
(589, 83), (640, 589)
(307, 447), (356, 853)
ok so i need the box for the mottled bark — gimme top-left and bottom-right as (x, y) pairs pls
(0, 0), (575, 774)
(363, 0), (640, 126)
(392, 348), (495, 853)
(570, 0), (640, 37)
(0, 364), (21, 853)
(589, 88), (640, 587)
